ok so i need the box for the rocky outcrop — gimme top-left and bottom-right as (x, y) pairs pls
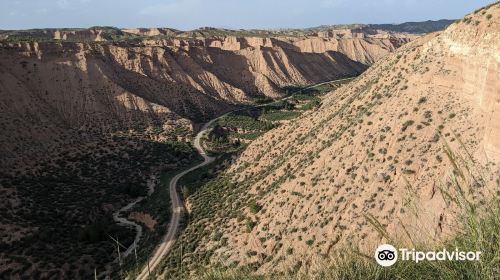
(141, 29), (415, 65)
(437, 10), (500, 162)
(121, 27), (180, 37)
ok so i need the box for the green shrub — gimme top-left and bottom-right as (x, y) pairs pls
(401, 120), (415, 132)
(261, 111), (301, 121)
(248, 200), (262, 214)
(246, 220), (257, 232)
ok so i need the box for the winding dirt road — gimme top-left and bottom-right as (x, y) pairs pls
(135, 119), (217, 280)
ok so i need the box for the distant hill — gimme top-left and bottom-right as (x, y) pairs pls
(0, 20), (453, 43)
(371, 19), (456, 33)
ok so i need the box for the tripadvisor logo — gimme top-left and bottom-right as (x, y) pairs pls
(375, 244), (398, 266)
(375, 244), (481, 267)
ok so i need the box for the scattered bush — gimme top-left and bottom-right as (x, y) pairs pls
(248, 200), (262, 214)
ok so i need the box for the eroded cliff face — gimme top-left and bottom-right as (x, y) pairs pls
(143, 28), (416, 65)
(0, 27), (417, 172)
(178, 4), (499, 275)
(0, 42), (221, 173)
(436, 13), (500, 162)
(294, 27), (417, 64)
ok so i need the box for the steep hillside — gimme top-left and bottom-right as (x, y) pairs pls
(163, 3), (499, 276)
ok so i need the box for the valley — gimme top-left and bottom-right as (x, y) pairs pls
(0, 24), (404, 279)
(0, 21), (421, 279)
(0, 3), (498, 280)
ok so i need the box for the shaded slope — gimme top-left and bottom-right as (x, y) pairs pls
(0, 36), (371, 172)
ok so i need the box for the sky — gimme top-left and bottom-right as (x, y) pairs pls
(0, 0), (496, 30)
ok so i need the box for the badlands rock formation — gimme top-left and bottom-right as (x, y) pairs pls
(188, 4), (499, 274)
(0, 26), (419, 173)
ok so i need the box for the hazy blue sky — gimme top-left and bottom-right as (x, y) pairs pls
(1, 0), (495, 30)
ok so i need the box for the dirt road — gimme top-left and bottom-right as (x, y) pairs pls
(135, 120), (216, 279)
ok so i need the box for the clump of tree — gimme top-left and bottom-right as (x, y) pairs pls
(208, 124), (229, 144)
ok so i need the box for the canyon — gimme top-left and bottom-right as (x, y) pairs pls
(1, 9), (494, 280)
(0, 21), (427, 279)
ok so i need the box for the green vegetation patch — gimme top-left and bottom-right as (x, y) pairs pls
(0, 135), (199, 279)
(260, 111), (302, 121)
